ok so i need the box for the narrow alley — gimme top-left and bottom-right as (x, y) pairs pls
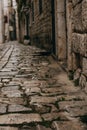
(0, 0), (87, 129)
(0, 42), (86, 130)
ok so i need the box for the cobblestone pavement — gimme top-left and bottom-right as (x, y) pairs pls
(0, 41), (87, 130)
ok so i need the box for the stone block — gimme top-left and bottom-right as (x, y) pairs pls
(79, 74), (86, 88)
(8, 105), (32, 113)
(82, 58), (87, 76)
(73, 68), (81, 86)
(72, 33), (87, 57)
(84, 82), (87, 93)
(83, 34), (87, 57)
(82, 0), (87, 30)
(52, 121), (86, 130)
(41, 112), (70, 122)
(0, 114), (42, 125)
(30, 96), (57, 105)
(72, 53), (78, 70)
(36, 125), (51, 130)
(72, 33), (83, 53)
(0, 127), (18, 130)
(72, 0), (82, 6)
(80, 34), (87, 57)
(73, 3), (83, 31)
(74, 68), (81, 81)
(0, 103), (7, 114)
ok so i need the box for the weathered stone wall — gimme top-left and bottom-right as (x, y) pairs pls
(0, 0), (4, 43)
(72, 0), (87, 92)
(30, 0), (52, 51)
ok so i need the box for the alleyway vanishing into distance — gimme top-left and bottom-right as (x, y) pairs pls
(0, 41), (86, 130)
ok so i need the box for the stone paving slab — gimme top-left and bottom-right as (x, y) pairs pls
(23, 80), (47, 88)
(8, 104), (32, 113)
(41, 112), (72, 122)
(58, 101), (87, 117)
(0, 72), (17, 76)
(67, 106), (87, 117)
(1, 86), (20, 92)
(58, 101), (87, 110)
(0, 42), (86, 129)
(2, 90), (23, 98)
(0, 103), (7, 114)
(30, 96), (57, 105)
(25, 87), (41, 96)
(36, 125), (52, 130)
(0, 114), (42, 125)
(0, 127), (18, 130)
(0, 97), (24, 105)
(0, 46), (13, 70)
(52, 121), (86, 130)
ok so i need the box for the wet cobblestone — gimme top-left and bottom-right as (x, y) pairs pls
(0, 41), (86, 129)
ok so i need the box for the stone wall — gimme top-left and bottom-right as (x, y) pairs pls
(72, 0), (87, 92)
(0, 0), (4, 43)
(29, 0), (87, 92)
(30, 0), (52, 51)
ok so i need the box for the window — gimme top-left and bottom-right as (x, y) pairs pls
(32, 2), (34, 21)
(39, 0), (43, 14)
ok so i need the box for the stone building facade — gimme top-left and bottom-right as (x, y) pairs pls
(0, 0), (4, 43)
(16, 0), (87, 92)
(71, 0), (87, 91)
(29, 0), (52, 50)
(29, 0), (87, 91)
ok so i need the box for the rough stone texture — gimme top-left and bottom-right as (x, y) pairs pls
(0, 97), (24, 105)
(83, 58), (87, 76)
(85, 82), (87, 93)
(41, 112), (70, 122)
(2, 90), (23, 98)
(59, 100), (87, 109)
(30, 0), (52, 51)
(52, 121), (86, 130)
(8, 105), (32, 113)
(55, 0), (67, 59)
(31, 103), (51, 114)
(58, 100), (87, 116)
(66, 0), (73, 70)
(0, 104), (7, 114)
(72, 0), (87, 91)
(0, 42), (86, 129)
(36, 125), (52, 130)
(0, 114), (42, 125)
(80, 34), (87, 57)
(79, 74), (86, 88)
(73, 3), (83, 31)
(72, 33), (83, 54)
(0, 0), (4, 44)
(74, 68), (81, 81)
(30, 96), (57, 105)
(82, 0), (87, 30)
(72, 0), (82, 6)
(0, 127), (18, 130)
